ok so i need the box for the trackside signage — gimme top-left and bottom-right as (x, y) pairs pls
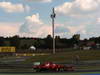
(0, 47), (16, 52)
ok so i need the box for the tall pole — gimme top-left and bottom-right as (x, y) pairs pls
(51, 8), (56, 54)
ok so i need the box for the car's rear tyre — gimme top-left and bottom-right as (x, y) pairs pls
(59, 68), (64, 72)
(33, 68), (41, 72)
(56, 68), (64, 72)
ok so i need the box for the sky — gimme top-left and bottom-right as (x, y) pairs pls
(0, 0), (100, 39)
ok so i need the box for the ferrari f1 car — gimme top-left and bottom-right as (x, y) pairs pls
(32, 62), (75, 72)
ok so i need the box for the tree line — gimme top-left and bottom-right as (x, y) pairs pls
(0, 34), (100, 50)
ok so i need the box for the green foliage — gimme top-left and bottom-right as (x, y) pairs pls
(0, 37), (5, 46)
(0, 34), (100, 50)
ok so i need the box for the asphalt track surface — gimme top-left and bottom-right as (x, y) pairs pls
(0, 56), (100, 74)
(0, 68), (100, 73)
(0, 65), (100, 75)
(0, 62), (100, 73)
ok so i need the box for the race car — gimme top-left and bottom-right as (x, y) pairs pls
(32, 62), (75, 72)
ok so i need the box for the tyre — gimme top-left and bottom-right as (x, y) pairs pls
(33, 68), (41, 72)
(59, 68), (64, 72)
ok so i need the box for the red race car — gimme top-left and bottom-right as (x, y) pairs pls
(32, 62), (75, 72)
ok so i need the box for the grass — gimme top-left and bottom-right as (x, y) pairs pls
(25, 50), (100, 63)
(0, 72), (100, 75)
(77, 65), (100, 70)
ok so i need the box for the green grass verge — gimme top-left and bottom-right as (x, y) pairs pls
(77, 65), (100, 70)
(25, 50), (100, 63)
(0, 72), (100, 75)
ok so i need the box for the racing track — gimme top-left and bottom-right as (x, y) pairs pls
(0, 57), (100, 73)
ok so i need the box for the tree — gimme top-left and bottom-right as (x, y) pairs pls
(72, 34), (80, 46)
(10, 35), (20, 49)
(0, 37), (5, 46)
(44, 35), (53, 49)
